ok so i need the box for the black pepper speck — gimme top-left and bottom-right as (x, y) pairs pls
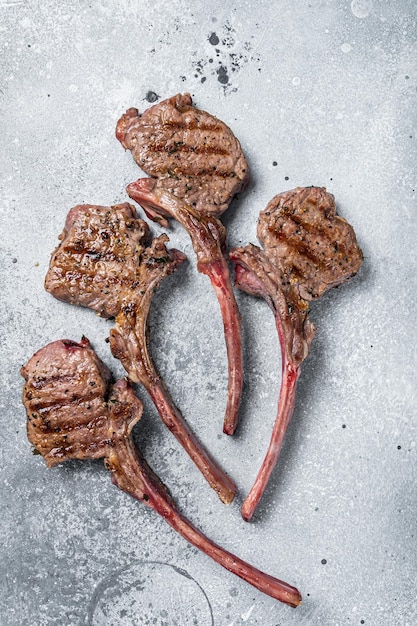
(209, 32), (219, 46)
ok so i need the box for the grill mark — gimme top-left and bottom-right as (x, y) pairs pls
(269, 213), (352, 262)
(62, 245), (130, 263)
(271, 231), (329, 269)
(30, 412), (108, 435)
(59, 267), (127, 287)
(29, 373), (76, 390)
(158, 169), (241, 182)
(277, 210), (334, 237)
(28, 389), (106, 412)
(146, 142), (230, 156)
(47, 438), (109, 460)
(148, 120), (225, 133)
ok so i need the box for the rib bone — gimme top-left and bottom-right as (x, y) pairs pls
(21, 338), (301, 608)
(230, 187), (363, 521)
(45, 203), (236, 504)
(116, 94), (248, 435)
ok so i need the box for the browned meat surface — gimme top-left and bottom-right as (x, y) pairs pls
(116, 93), (249, 217)
(45, 204), (236, 504)
(117, 95), (248, 435)
(45, 203), (150, 318)
(257, 186), (363, 310)
(230, 187), (363, 521)
(21, 337), (112, 466)
(21, 340), (301, 607)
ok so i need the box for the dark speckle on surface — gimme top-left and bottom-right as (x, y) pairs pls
(3, 2), (416, 624)
(321, 559), (327, 565)
(217, 65), (229, 85)
(272, 161), (277, 166)
(191, 20), (260, 94)
(145, 91), (159, 103)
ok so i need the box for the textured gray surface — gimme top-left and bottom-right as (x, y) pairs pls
(1, 1), (416, 624)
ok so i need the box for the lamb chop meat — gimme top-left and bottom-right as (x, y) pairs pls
(116, 93), (248, 217)
(116, 94), (249, 435)
(230, 187), (363, 521)
(21, 337), (112, 466)
(45, 203), (236, 505)
(21, 338), (302, 608)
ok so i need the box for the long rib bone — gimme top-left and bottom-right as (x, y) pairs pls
(21, 338), (302, 608)
(230, 245), (315, 521)
(126, 178), (242, 436)
(116, 94), (248, 435)
(45, 203), (236, 504)
(230, 187), (363, 521)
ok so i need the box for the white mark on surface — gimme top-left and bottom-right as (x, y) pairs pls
(19, 17), (32, 29)
(341, 43), (352, 54)
(68, 84), (78, 93)
(226, 604), (256, 625)
(0, 0), (23, 6)
(241, 604), (255, 621)
(351, 0), (372, 19)
(292, 76), (301, 86)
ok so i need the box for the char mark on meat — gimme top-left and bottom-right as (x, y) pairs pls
(117, 94), (248, 435)
(116, 94), (249, 217)
(230, 187), (363, 521)
(257, 186), (363, 308)
(21, 337), (113, 466)
(21, 340), (301, 607)
(45, 204), (236, 504)
(45, 203), (150, 319)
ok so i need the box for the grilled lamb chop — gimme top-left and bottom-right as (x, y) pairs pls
(230, 187), (363, 521)
(116, 94), (249, 435)
(45, 203), (236, 504)
(22, 337), (112, 466)
(21, 338), (302, 608)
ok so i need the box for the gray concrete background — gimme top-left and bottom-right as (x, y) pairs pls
(1, 1), (416, 624)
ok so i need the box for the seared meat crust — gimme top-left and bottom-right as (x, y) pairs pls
(257, 187), (363, 310)
(116, 94), (249, 216)
(21, 337), (112, 466)
(45, 203), (150, 318)
(44, 203), (236, 503)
